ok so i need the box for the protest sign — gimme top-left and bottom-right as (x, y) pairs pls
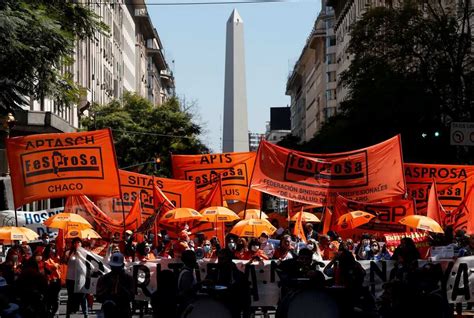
(0, 208), (63, 237)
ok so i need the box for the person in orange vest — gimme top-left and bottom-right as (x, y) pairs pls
(43, 244), (61, 318)
(173, 231), (190, 259)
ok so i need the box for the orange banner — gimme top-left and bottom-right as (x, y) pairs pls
(405, 163), (474, 213)
(334, 195), (415, 234)
(6, 129), (120, 208)
(171, 152), (261, 207)
(96, 170), (196, 220)
(251, 136), (406, 205)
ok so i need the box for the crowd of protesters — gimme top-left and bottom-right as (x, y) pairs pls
(0, 222), (471, 317)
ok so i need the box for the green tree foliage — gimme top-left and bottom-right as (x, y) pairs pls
(81, 93), (209, 177)
(307, 1), (473, 163)
(0, 0), (106, 114)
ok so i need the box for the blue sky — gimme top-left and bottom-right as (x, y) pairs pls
(149, 0), (321, 152)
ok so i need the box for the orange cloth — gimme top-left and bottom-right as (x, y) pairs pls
(45, 257), (61, 281)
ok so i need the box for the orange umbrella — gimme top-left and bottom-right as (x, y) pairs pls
(200, 206), (240, 223)
(337, 211), (375, 230)
(160, 208), (202, 224)
(230, 219), (276, 237)
(0, 227), (39, 242)
(44, 213), (92, 230)
(290, 212), (321, 223)
(238, 209), (269, 220)
(399, 215), (444, 233)
(65, 227), (101, 239)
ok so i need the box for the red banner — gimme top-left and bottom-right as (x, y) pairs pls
(96, 170), (196, 220)
(405, 163), (474, 213)
(171, 152), (261, 207)
(334, 195), (415, 234)
(6, 129), (120, 208)
(384, 232), (430, 257)
(251, 136), (406, 205)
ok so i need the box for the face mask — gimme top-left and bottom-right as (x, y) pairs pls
(145, 247), (151, 254)
(35, 256), (42, 262)
(364, 245), (371, 252)
(259, 238), (267, 244)
(204, 246), (211, 253)
(51, 249), (56, 255)
(251, 245), (259, 252)
(43, 239), (50, 244)
(11, 255), (18, 263)
(228, 243), (236, 250)
(307, 244), (314, 251)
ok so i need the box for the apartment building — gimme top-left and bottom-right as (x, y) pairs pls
(0, 0), (175, 211)
(286, 1), (337, 142)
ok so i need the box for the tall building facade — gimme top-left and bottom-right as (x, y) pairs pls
(223, 9), (250, 152)
(286, 1), (337, 142)
(0, 0), (175, 211)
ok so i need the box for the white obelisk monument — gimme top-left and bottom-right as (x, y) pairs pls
(223, 9), (249, 152)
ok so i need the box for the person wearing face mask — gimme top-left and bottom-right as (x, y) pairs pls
(33, 247), (46, 275)
(259, 232), (275, 259)
(202, 240), (214, 258)
(234, 238), (249, 260)
(41, 233), (50, 246)
(0, 248), (21, 286)
(246, 239), (269, 261)
(306, 238), (324, 264)
(43, 244), (61, 318)
(355, 235), (372, 260)
(227, 238), (237, 253)
(64, 237), (88, 318)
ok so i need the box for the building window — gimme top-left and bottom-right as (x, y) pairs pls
(325, 89), (336, 101)
(324, 107), (336, 120)
(326, 35), (336, 47)
(326, 71), (336, 82)
(326, 53), (336, 64)
(326, 19), (334, 29)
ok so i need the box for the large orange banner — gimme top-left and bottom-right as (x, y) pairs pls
(405, 163), (474, 213)
(334, 195), (415, 234)
(171, 152), (261, 207)
(251, 136), (406, 205)
(96, 170), (196, 220)
(6, 129), (120, 208)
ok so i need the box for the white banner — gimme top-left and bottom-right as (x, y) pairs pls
(74, 252), (474, 307)
(0, 207), (63, 238)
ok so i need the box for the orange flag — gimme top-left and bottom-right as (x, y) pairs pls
(153, 182), (175, 212)
(427, 180), (445, 225)
(200, 176), (224, 209)
(449, 186), (474, 234)
(65, 195), (124, 237)
(322, 208), (333, 235)
(293, 209), (307, 243)
(125, 195), (143, 231)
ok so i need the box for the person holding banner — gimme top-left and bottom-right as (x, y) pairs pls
(64, 238), (88, 318)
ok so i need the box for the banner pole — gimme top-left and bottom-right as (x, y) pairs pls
(120, 197), (127, 233)
(243, 139), (262, 219)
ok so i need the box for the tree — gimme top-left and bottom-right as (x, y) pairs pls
(0, 0), (106, 114)
(81, 93), (209, 177)
(307, 1), (473, 163)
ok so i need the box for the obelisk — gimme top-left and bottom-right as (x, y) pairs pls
(223, 9), (249, 152)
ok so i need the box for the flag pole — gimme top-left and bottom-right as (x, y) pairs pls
(243, 138), (262, 219)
